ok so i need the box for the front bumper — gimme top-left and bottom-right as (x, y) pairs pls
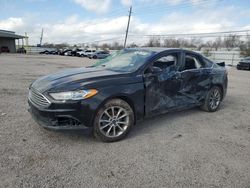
(28, 100), (92, 130)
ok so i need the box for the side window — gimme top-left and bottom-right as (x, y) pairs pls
(203, 57), (213, 68)
(183, 54), (202, 71)
(153, 54), (178, 70)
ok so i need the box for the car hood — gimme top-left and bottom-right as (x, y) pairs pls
(240, 60), (250, 63)
(31, 67), (136, 93)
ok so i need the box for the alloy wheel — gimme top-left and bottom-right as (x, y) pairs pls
(209, 88), (221, 110)
(98, 106), (129, 138)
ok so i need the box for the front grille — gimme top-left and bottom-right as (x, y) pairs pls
(29, 88), (51, 108)
(57, 117), (82, 127)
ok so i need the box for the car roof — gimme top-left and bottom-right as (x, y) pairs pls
(126, 47), (198, 55)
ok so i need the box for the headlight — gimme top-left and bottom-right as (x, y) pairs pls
(49, 89), (98, 101)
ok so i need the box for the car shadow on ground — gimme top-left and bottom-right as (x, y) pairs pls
(42, 100), (231, 143)
(49, 107), (202, 143)
(127, 107), (201, 139)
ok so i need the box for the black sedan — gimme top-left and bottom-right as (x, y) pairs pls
(237, 56), (250, 70)
(28, 48), (228, 142)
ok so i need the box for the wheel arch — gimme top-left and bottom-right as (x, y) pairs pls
(94, 95), (137, 125)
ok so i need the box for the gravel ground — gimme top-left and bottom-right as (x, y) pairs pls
(0, 54), (249, 188)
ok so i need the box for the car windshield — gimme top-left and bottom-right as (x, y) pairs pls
(93, 49), (153, 72)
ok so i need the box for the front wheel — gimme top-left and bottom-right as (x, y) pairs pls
(200, 86), (222, 112)
(93, 99), (134, 142)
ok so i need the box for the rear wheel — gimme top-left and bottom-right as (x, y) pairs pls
(200, 86), (222, 112)
(93, 99), (134, 142)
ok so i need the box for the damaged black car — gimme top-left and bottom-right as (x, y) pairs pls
(28, 48), (228, 142)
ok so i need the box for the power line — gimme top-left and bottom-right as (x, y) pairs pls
(133, 0), (220, 16)
(81, 36), (124, 45)
(132, 0), (211, 10)
(76, 0), (221, 31)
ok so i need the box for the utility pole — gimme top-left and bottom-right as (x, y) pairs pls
(40, 28), (43, 46)
(124, 6), (132, 48)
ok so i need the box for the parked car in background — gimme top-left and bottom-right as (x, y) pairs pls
(64, 50), (72, 56)
(17, 47), (26, 54)
(59, 49), (71, 56)
(1, 46), (10, 53)
(237, 56), (250, 70)
(28, 48), (228, 142)
(88, 51), (110, 59)
(76, 50), (86, 57)
(50, 50), (59, 55)
(39, 50), (58, 55)
(39, 50), (50, 54)
(71, 49), (83, 56)
(83, 50), (96, 57)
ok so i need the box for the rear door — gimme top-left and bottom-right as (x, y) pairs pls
(176, 52), (211, 107)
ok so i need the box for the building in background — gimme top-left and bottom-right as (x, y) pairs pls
(0, 30), (26, 53)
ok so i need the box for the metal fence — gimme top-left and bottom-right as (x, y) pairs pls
(199, 51), (241, 66)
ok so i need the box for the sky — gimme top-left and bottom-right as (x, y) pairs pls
(0, 0), (250, 45)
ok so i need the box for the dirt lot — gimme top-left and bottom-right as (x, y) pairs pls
(0, 54), (249, 188)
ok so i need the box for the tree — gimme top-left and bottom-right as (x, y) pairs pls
(163, 38), (180, 48)
(128, 42), (138, 48)
(240, 33), (250, 57)
(146, 37), (161, 47)
(54, 43), (69, 49)
(42, 43), (55, 48)
(111, 42), (123, 50)
(190, 37), (204, 50)
(101, 43), (111, 50)
(205, 40), (213, 50)
(223, 34), (241, 51)
(212, 37), (222, 51)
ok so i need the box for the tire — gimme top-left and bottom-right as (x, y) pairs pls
(200, 86), (222, 112)
(93, 55), (97, 59)
(93, 99), (134, 142)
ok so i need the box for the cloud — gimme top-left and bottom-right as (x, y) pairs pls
(0, 17), (24, 31)
(0, 4), (247, 46)
(121, 0), (132, 6)
(73, 0), (111, 13)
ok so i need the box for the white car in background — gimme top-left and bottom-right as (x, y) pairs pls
(76, 50), (96, 57)
(83, 50), (96, 57)
(76, 50), (85, 57)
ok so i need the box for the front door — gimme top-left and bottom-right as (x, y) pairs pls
(144, 51), (183, 117)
